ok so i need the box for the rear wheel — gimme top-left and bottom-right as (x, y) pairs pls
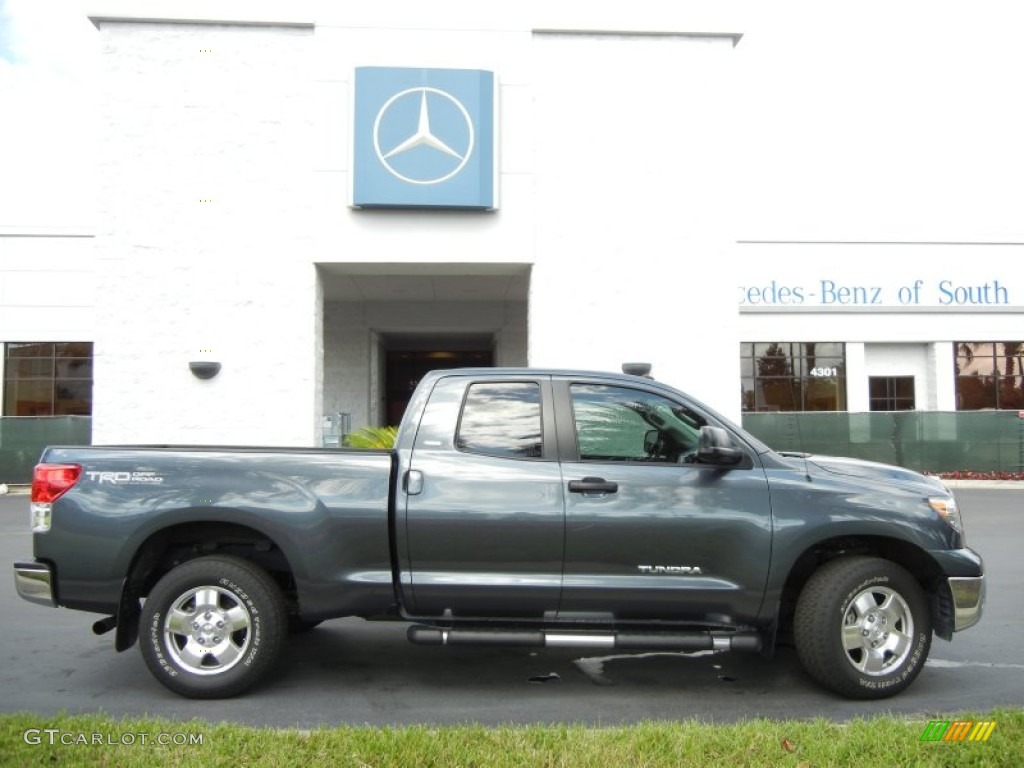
(794, 556), (932, 699)
(139, 555), (287, 699)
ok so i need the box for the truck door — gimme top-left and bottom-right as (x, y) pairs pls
(554, 378), (772, 625)
(399, 375), (565, 619)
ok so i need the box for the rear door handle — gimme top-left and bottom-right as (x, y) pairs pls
(405, 470), (424, 496)
(568, 477), (618, 494)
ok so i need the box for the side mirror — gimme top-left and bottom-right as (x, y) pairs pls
(697, 426), (743, 466)
(644, 429), (659, 454)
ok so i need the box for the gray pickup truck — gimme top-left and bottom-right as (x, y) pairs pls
(14, 368), (984, 700)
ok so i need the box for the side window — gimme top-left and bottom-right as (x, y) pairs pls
(570, 384), (706, 463)
(457, 382), (543, 459)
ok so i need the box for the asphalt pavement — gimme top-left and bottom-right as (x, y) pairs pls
(1, 488), (1021, 727)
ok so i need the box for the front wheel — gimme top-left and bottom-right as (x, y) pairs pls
(794, 556), (932, 699)
(139, 555), (287, 699)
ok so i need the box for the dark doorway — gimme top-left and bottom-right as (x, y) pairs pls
(385, 348), (493, 425)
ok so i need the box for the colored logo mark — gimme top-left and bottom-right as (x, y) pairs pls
(920, 720), (997, 742)
(352, 67), (495, 209)
(374, 87), (475, 185)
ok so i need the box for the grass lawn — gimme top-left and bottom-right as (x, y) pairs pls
(1, 709), (1020, 767)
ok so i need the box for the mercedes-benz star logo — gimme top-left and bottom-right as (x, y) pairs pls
(373, 87), (475, 185)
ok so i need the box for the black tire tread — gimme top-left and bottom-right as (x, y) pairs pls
(794, 555), (931, 699)
(140, 555), (287, 699)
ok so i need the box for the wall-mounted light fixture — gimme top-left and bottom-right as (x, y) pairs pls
(189, 361), (222, 380)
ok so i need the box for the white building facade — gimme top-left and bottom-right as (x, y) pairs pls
(2, 1), (1022, 449)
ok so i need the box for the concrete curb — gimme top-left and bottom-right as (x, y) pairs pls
(940, 480), (1024, 490)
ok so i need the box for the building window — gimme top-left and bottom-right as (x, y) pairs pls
(740, 342), (847, 412)
(869, 376), (916, 411)
(955, 342), (1024, 410)
(2, 342), (93, 416)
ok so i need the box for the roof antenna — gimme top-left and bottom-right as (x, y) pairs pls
(622, 362), (653, 379)
(787, 353), (812, 483)
(794, 408), (813, 483)
(762, 343), (812, 483)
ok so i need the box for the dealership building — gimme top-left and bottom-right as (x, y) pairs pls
(2, 2), (1022, 455)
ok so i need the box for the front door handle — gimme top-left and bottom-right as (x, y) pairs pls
(568, 477), (618, 494)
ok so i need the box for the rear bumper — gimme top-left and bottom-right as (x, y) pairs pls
(13, 561), (55, 607)
(948, 575), (984, 632)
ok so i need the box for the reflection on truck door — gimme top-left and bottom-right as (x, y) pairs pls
(402, 376), (565, 619)
(556, 380), (773, 624)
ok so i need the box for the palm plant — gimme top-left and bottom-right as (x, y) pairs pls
(342, 425), (399, 449)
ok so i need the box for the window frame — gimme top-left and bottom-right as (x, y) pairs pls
(868, 375), (916, 412)
(954, 341), (1024, 411)
(3, 341), (94, 417)
(740, 341), (847, 413)
(454, 379), (550, 461)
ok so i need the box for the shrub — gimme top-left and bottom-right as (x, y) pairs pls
(342, 426), (399, 450)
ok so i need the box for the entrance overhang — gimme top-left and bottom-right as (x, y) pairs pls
(319, 263), (530, 303)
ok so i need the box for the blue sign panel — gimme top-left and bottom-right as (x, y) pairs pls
(352, 67), (496, 209)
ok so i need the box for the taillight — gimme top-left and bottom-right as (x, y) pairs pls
(31, 464), (82, 532)
(32, 464), (83, 504)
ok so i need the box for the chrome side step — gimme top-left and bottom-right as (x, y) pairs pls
(407, 626), (761, 652)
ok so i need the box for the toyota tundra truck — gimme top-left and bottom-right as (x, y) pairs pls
(13, 368), (985, 699)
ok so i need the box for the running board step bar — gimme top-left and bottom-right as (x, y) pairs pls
(407, 626), (761, 652)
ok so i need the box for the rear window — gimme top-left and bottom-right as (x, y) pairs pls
(456, 382), (543, 459)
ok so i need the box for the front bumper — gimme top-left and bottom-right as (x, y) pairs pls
(948, 575), (984, 632)
(13, 561), (55, 607)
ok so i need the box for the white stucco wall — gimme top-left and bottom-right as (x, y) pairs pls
(0, 230), (96, 341)
(85, 10), (745, 442)
(6, 1), (1019, 443)
(90, 21), (321, 444)
(527, 32), (740, 411)
(0, 230), (97, 410)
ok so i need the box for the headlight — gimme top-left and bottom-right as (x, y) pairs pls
(928, 496), (963, 534)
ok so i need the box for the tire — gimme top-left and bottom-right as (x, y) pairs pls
(139, 555), (287, 699)
(794, 556), (932, 699)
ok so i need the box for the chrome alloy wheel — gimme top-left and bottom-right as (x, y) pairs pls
(841, 585), (914, 675)
(162, 586), (252, 676)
